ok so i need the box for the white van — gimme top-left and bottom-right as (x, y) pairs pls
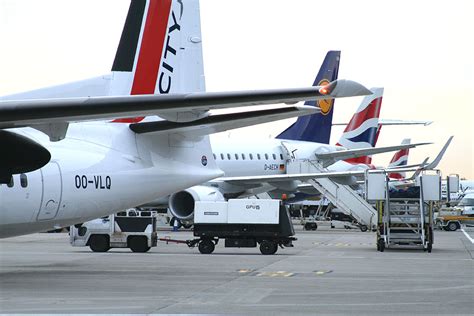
(457, 192), (474, 215)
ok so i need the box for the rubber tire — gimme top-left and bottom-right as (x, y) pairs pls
(304, 222), (312, 231)
(359, 225), (368, 232)
(129, 236), (151, 253)
(198, 239), (215, 254)
(447, 222), (459, 232)
(427, 242), (432, 253)
(311, 222), (318, 231)
(260, 240), (278, 255)
(377, 238), (385, 252)
(89, 235), (110, 252)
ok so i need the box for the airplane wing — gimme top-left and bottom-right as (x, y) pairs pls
(217, 166), (424, 185)
(423, 136), (453, 169)
(0, 79), (369, 129)
(130, 106), (319, 135)
(386, 136), (453, 171)
(217, 170), (366, 185)
(315, 142), (431, 167)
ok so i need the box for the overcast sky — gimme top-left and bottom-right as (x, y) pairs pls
(1, 0), (473, 178)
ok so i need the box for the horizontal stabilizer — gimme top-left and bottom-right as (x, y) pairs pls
(315, 142), (431, 167)
(333, 119), (433, 126)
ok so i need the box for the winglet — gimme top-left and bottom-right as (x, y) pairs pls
(424, 136), (454, 169)
(327, 79), (373, 98)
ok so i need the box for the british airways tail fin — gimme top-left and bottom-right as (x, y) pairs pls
(336, 87), (384, 165)
(276, 50), (340, 143)
(388, 138), (411, 179)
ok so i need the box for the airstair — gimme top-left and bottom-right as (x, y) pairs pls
(366, 170), (440, 252)
(286, 159), (378, 230)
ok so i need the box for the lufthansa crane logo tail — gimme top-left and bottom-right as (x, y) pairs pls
(317, 79), (334, 115)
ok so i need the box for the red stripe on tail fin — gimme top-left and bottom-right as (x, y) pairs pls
(113, 0), (173, 123)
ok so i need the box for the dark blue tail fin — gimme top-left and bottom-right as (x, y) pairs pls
(276, 50), (340, 144)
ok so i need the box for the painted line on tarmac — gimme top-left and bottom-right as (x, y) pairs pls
(461, 228), (474, 243)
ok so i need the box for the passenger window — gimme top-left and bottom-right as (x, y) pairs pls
(280, 154), (284, 160)
(242, 153), (245, 160)
(117, 211), (126, 216)
(265, 154), (269, 160)
(213, 154), (216, 160)
(272, 154), (277, 160)
(220, 153), (224, 160)
(257, 154), (261, 160)
(20, 174), (28, 188)
(7, 176), (14, 188)
(249, 153), (253, 160)
(227, 153), (231, 160)
(141, 211), (151, 216)
(235, 154), (239, 160)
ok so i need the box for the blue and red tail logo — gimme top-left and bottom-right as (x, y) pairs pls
(337, 87), (384, 165)
(276, 50), (340, 144)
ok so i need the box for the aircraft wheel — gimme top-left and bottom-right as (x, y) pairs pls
(89, 235), (110, 252)
(260, 240), (278, 255)
(359, 225), (368, 232)
(129, 236), (151, 253)
(198, 239), (215, 254)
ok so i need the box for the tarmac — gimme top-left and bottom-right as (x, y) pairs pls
(1, 225), (473, 315)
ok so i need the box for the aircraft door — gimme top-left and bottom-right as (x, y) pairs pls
(37, 162), (63, 221)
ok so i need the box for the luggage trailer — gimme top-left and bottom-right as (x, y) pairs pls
(366, 170), (441, 252)
(160, 199), (296, 255)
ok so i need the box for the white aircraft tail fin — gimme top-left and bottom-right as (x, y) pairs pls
(110, 0), (205, 97)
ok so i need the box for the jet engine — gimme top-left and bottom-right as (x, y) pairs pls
(0, 130), (51, 183)
(168, 185), (225, 221)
